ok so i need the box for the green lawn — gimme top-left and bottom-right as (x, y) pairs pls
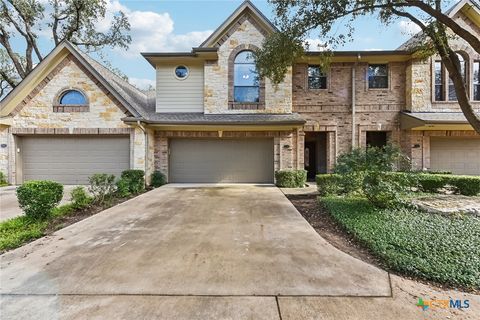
(321, 196), (480, 289)
(0, 204), (75, 252)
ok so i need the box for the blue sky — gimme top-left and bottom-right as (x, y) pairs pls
(12, 0), (455, 89)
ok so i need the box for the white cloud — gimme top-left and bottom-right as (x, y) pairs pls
(398, 20), (422, 36)
(129, 77), (155, 90)
(304, 38), (329, 51)
(101, 1), (212, 57)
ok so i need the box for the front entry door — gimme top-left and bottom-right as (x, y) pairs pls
(305, 141), (317, 180)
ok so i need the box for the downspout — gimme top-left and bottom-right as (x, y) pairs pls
(351, 56), (359, 149)
(137, 120), (148, 186)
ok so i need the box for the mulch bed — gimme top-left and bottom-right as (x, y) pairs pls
(287, 194), (382, 267)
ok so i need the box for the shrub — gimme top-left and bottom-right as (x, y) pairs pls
(275, 170), (307, 188)
(51, 203), (75, 218)
(449, 176), (480, 196)
(88, 174), (116, 205)
(334, 143), (410, 194)
(0, 171), (7, 186)
(362, 172), (411, 208)
(16, 180), (63, 220)
(151, 171), (167, 188)
(70, 186), (92, 210)
(316, 174), (342, 196)
(116, 178), (131, 198)
(416, 174), (449, 193)
(120, 169), (145, 194)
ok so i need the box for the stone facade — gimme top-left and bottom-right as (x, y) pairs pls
(0, 54), (148, 184)
(204, 17), (292, 114)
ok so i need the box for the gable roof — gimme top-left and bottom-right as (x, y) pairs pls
(397, 0), (480, 50)
(199, 0), (277, 48)
(0, 41), (153, 118)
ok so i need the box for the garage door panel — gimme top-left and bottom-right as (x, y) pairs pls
(430, 137), (480, 175)
(170, 139), (274, 183)
(21, 136), (130, 184)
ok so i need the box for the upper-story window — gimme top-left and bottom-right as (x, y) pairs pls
(368, 64), (388, 89)
(174, 65), (189, 80)
(448, 53), (466, 101)
(234, 50), (259, 103)
(474, 61), (480, 101)
(59, 90), (87, 105)
(54, 89), (89, 112)
(308, 65), (327, 89)
(434, 61), (445, 101)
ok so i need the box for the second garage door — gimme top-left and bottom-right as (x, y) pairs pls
(169, 138), (274, 183)
(430, 137), (480, 175)
(20, 135), (130, 184)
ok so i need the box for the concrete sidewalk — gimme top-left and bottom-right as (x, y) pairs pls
(0, 185), (80, 222)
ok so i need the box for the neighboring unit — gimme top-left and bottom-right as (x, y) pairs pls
(1, 0), (479, 185)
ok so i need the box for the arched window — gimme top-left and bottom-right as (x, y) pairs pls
(448, 53), (467, 101)
(234, 50), (259, 103)
(59, 90), (87, 105)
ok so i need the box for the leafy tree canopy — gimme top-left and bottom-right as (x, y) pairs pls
(255, 0), (480, 133)
(0, 0), (131, 95)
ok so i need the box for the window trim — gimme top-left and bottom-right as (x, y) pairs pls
(53, 88), (90, 112)
(233, 50), (260, 103)
(367, 64), (389, 90)
(434, 60), (445, 102)
(307, 65), (328, 90)
(227, 44), (265, 110)
(473, 60), (480, 101)
(174, 65), (190, 80)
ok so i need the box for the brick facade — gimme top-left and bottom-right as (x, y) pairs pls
(153, 130), (301, 181)
(292, 62), (405, 170)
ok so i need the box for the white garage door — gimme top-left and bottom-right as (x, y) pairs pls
(169, 138), (274, 183)
(430, 137), (480, 175)
(20, 135), (130, 184)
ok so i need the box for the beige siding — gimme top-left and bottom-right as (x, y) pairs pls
(156, 63), (204, 113)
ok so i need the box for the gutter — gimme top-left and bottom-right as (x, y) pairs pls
(351, 58), (357, 149)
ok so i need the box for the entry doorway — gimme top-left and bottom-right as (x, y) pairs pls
(304, 132), (327, 180)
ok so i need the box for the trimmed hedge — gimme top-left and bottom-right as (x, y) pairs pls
(151, 171), (167, 188)
(275, 170), (307, 188)
(16, 180), (63, 220)
(449, 175), (480, 196)
(416, 173), (480, 196)
(316, 174), (342, 196)
(416, 174), (449, 193)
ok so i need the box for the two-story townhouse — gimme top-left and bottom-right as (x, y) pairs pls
(0, 0), (478, 185)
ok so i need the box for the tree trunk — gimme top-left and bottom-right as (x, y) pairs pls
(442, 51), (480, 134)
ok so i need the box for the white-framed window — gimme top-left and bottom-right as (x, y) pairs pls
(233, 50), (259, 103)
(307, 65), (327, 89)
(368, 64), (388, 89)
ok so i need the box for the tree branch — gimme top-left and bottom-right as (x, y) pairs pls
(406, 0), (480, 54)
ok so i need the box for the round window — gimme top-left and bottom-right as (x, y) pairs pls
(174, 65), (189, 79)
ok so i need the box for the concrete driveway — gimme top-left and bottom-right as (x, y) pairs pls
(0, 185), (79, 222)
(0, 185), (391, 319)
